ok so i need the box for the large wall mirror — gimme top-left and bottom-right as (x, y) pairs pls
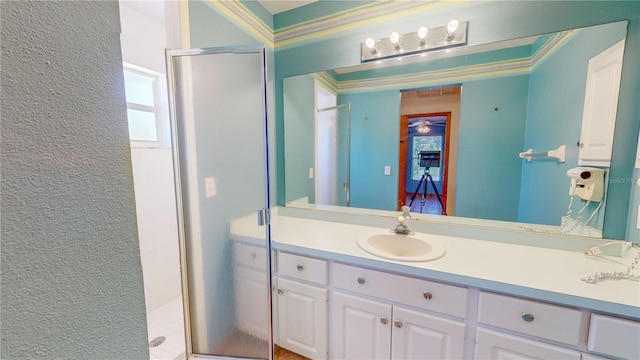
(283, 21), (630, 239)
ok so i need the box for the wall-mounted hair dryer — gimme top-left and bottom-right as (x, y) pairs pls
(566, 167), (606, 202)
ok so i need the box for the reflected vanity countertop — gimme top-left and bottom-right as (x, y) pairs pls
(229, 214), (640, 319)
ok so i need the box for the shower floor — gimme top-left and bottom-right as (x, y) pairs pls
(147, 296), (186, 360)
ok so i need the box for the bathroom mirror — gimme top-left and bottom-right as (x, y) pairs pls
(283, 21), (629, 238)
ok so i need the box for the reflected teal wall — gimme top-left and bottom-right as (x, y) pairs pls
(339, 90), (400, 210)
(456, 75), (529, 222)
(283, 75), (316, 203)
(519, 22), (627, 228)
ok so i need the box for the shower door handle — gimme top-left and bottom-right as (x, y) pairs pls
(257, 208), (270, 226)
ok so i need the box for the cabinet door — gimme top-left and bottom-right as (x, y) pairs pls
(331, 291), (392, 360)
(277, 277), (328, 359)
(475, 328), (581, 360)
(391, 306), (466, 360)
(235, 267), (269, 340)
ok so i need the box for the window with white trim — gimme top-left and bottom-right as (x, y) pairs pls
(123, 67), (161, 143)
(411, 135), (442, 181)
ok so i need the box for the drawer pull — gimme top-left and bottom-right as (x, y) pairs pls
(277, 289), (284, 295)
(380, 317), (388, 325)
(357, 277), (365, 285)
(423, 291), (433, 300)
(522, 313), (535, 322)
(394, 320), (403, 328)
(296, 264), (304, 271)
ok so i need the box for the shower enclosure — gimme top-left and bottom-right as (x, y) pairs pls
(166, 45), (272, 359)
(316, 104), (351, 207)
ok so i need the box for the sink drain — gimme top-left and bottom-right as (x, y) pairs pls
(149, 336), (166, 348)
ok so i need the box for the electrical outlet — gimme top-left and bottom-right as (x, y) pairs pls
(205, 177), (217, 198)
(309, 168), (314, 179)
(384, 166), (391, 175)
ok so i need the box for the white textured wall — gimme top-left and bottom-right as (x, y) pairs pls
(1, 1), (149, 359)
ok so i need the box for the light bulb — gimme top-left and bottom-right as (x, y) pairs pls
(365, 37), (377, 54)
(365, 37), (375, 50)
(446, 19), (459, 40)
(417, 26), (428, 44)
(390, 32), (401, 49)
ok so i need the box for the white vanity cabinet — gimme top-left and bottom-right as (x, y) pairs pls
(331, 291), (392, 359)
(233, 241), (269, 340)
(271, 249), (640, 360)
(587, 313), (640, 359)
(330, 263), (467, 359)
(475, 291), (583, 359)
(274, 252), (328, 359)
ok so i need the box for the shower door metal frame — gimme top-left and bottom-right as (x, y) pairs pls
(165, 45), (273, 360)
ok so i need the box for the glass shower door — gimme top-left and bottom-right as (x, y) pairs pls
(166, 46), (272, 359)
(316, 104), (351, 207)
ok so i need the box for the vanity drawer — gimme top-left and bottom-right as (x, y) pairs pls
(477, 292), (583, 346)
(277, 252), (328, 285)
(234, 242), (267, 270)
(587, 313), (640, 359)
(332, 262), (467, 318)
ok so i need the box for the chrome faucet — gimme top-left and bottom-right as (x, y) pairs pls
(392, 206), (414, 235)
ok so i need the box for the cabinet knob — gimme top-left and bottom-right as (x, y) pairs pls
(394, 320), (403, 328)
(522, 313), (535, 322)
(277, 289), (284, 295)
(380, 317), (388, 325)
(296, 264), (304, 271)
(423, 291), (433, 300)
(577, 140), (584, 148)
(357, 277), (365, 285)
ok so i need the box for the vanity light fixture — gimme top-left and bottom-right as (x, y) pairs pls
(361, 20), (468, 62)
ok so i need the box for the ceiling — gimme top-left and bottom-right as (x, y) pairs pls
(258, 0), (317, 14)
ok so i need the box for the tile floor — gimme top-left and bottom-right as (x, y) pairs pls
(147, 296), (186, 360)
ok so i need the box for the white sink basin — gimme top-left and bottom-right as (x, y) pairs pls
(357, 232), (446, 262)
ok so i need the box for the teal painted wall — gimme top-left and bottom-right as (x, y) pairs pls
(518, 22), (627, 229)
(283, 74), (316, 203)
(456, 75), (529, 222)
(274, 1), (640, 239)
(339, 90), (400, 210)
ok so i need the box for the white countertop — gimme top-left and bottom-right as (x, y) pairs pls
(230, 213), (640, 319)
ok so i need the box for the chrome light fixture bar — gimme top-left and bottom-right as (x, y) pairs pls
(361, 20), (468, 62)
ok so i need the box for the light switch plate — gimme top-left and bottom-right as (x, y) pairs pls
(384, 166), (391, 175)
(205, 177), (217, 198)
(309, 168), (314, 179)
